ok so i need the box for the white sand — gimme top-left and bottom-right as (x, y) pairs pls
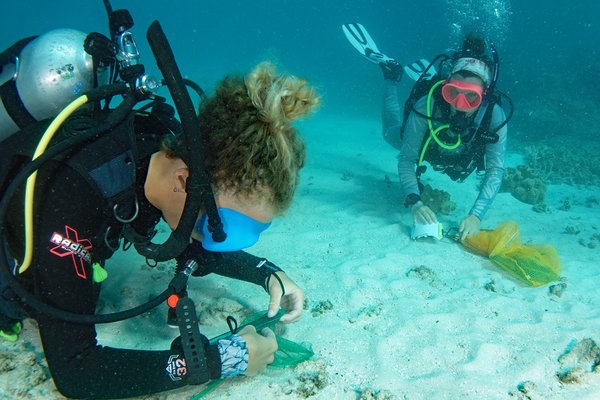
(2, 114), (600, 400)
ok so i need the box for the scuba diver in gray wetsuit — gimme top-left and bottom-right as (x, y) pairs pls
(343, 24), (512, 240)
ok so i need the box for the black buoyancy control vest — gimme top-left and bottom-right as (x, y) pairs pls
(419, 89), (499, 182)
(0, 110), (165, 263)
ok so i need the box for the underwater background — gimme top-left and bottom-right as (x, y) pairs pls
(3, 0), (600, 149)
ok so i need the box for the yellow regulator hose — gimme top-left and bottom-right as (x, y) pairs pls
(19, 94), (89, 274)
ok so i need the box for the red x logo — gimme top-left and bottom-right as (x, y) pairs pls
(49, 225), (93, 279)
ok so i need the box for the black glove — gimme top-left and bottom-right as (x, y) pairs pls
(380, 60), (404, 82)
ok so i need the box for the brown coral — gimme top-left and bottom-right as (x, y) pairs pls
(500, 166), (547, 205)
(421, 184), (456, 215)
(523, 144), (600, 186)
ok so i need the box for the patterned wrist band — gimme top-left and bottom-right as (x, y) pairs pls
(217, 334), (249, 377)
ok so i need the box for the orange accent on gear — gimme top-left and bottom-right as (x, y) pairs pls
(167, 294), (179, 308)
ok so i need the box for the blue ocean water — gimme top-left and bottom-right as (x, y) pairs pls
(2, 1), (599, 133)
(3, 0), (599, 144)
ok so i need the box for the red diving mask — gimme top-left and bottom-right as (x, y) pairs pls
(441, 80), (484, 109)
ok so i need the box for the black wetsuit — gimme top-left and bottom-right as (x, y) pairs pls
(1, 115), (279, 399)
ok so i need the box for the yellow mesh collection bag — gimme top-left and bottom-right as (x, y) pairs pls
(462, 221), (561, 286)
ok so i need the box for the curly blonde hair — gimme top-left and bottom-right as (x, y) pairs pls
(163, 62), (320, 214)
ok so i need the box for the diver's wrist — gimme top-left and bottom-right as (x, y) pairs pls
(411, 201), (424, 212)
(255, 259), (283, 292)
(217, 335), (249, 377)
(404, 193), (422, 208)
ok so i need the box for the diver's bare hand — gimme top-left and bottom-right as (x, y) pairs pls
(267, 272), (304, 323)
(238, 325), (277, 376)
(459, 214), (480, 240)
(412, 202), (437, 225)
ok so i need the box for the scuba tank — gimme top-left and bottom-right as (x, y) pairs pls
(0, 29), (108, 142)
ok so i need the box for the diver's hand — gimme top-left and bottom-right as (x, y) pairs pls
(412, 202), (437, 225)
(238, 326), (277, 376)
(379, 59), (404, 82)
(459, 214), (481, 240)
(267, 272), (304, 323)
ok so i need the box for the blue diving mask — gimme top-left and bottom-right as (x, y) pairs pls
(196, 208), (271, 252)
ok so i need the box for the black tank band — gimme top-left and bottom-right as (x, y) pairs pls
(0, 36), (38, 130)
(0, 79), (37, 130)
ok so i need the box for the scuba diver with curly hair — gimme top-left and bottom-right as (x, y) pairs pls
(0, 5), (320, 397)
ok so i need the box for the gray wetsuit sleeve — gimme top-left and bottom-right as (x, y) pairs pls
(381, 80), (403, 150)
(469, 104), (507, 220)
(397, 96), (429, 199)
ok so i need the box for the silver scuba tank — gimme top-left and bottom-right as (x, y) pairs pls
(0, 29), (107, 143)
